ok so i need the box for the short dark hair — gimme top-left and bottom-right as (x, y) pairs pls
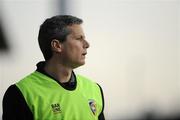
(38, 15), (83, 60)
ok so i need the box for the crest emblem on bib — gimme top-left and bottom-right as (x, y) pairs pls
(88, 99), (97, 115)
(51, 103), (61, 114)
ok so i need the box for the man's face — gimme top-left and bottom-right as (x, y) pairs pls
(60, 24), (90, 68)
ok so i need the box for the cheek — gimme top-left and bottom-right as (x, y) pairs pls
(65, 46), (80, 59)
(63, 41), (83, 57)
(69, 44), (82, 53)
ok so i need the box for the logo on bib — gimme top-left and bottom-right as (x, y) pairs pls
(51, 103), (61, 114)
(88, 99), (97, 115)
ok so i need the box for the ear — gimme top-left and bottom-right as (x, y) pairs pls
(51, 39), (62, 52)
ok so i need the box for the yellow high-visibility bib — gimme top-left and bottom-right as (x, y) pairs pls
(16, 71), (103, 120)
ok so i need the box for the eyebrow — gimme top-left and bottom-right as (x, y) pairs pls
(74, 34), (85, 38)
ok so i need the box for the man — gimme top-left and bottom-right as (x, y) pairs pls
(3, 15), (105, 120)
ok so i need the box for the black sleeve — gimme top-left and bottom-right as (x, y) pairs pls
(2, 84), (33, 120)
(97, 84), (105, 120)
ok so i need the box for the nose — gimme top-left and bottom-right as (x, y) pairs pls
(83, 40), (90, 48)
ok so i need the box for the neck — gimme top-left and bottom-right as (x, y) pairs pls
(44, 59), (72, 83)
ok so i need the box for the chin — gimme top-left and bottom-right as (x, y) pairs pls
(81, 61), (85, 65)
(78, 62), (85, 67)
(72, 62), (85, 69)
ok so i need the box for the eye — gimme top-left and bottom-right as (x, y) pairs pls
(76, 36), (85, 41)
(76, 37), (82, 40)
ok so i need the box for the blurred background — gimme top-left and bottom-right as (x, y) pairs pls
(1, 0), (180, 119)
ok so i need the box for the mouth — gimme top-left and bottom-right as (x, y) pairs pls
(82, 53), (87, 56)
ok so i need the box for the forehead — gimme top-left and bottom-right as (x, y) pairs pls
(67, 24), (84, 35)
